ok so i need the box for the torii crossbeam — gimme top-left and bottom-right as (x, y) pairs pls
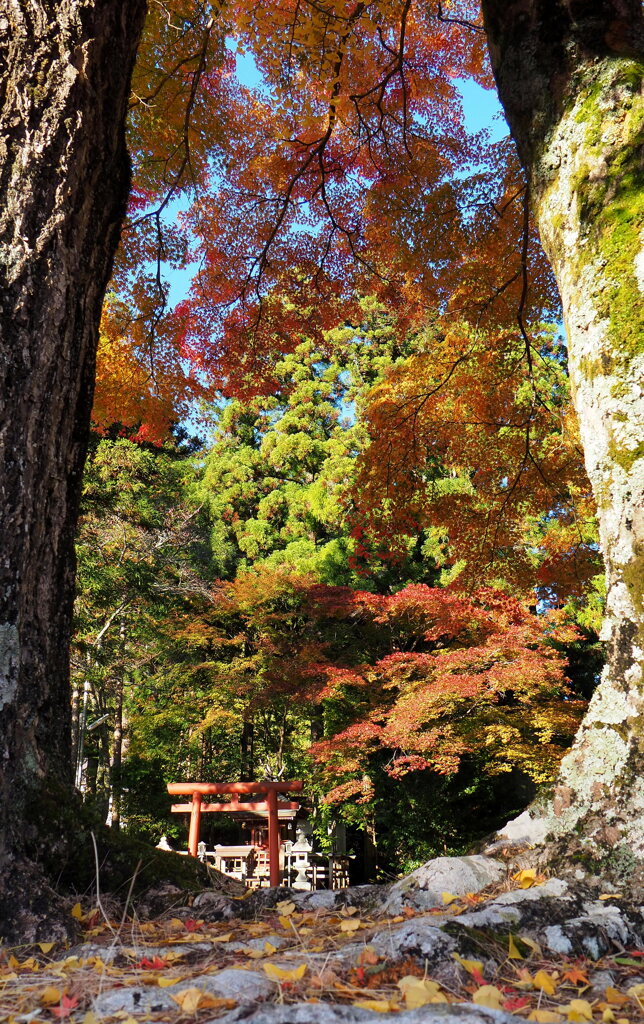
(167, 780), (304, 887)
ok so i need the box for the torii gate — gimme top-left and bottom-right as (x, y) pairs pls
(167, 780), (304, 887)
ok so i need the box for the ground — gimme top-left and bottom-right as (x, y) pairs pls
(1, 860), (644, 1024)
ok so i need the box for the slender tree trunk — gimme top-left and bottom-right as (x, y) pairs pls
(241, 720), (255, 781)
(110, 621), (126, 831)
(482, 1), (644, 868)
(0, 0), (146, 941)
(71, 677), (81, 769)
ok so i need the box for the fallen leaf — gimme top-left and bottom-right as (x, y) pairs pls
(562, 966), (589, 986)
(473, 985), (504, 1011)
(138, 956), (167, 970)
(275, 900), (296, 916)
(51, 995), (79, 1019)
(601, 1010), (616, 1024)
(441, 892), (457, 905)
(504, 995), (532, 1012)
(598, 894), (622, 901)
(508, 934), (523, 960)
(157, 976), (180, 987)
(171, 987), (235, 1012)
(604, 987), (629, 1007)
(519, 935), (543, 958)
(528, 1011), (564, 1023)
(38, 942), (55, 954)
(562, 998), (594, 1021)
(627, 984), (644, 1009)
(264, 941), (277, 954)
(452, 953), (484, 977)
(513, 869), (539, 889)
(397, 976), (447, 1009)
(70, 903), (83, 920)
(40, 986), (63, 1006)
(352, 999), (395, 1012)
(263, 962), (307, 983)
(340, 918), (361, 933)
(211, 932), (233, 943)
(534, 969), (558, 996)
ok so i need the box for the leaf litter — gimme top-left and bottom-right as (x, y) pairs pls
(1, 875), (643, 1023)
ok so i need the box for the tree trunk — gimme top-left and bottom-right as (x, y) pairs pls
(0, 0), (146, 941)
(482, 1), (644, 869)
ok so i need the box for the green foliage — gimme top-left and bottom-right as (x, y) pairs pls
(72, 305), (604, 877)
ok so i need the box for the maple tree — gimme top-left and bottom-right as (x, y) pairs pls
(2, 0), (643, 940)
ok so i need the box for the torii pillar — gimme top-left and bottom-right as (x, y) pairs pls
(167, 780), (304, 887)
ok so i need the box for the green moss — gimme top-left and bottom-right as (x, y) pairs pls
(25, 783), (212, 898)
(568, 60), (644, 376)
(607, 439), (644, 474)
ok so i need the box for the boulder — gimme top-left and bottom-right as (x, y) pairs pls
(210, 1002), (519, 1024)
(383, 856), (505, 914)
(92, 967), (272, 1016)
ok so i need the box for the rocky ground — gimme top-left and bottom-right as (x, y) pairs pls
(2, 847), (644, 1024)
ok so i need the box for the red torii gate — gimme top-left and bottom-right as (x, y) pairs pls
(167, 780), (304, 887)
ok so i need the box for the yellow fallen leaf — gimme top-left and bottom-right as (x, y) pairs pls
(340, 918), (361, 933)
(604, 987), (630, 1007)
(263, 962), (307, 983)
(397, 976), (447, 1009)
(170, 987), (234, 1012)
(442, 892), (457, 905)
(211, 932), (233, 943)
(157, 976), (180, 987)
(602, 1010), (616, 1023)
(598, 894), (621, 900)
(473, 985), (504, 1011)
(519, 935), (543, 958)
(628, 984), (644, 1009)
(71, 902), (83, 920)
(513, 868), (539, 889)
(276, 900), (296, 916)
(564, 998), (594, 1021)
(508, 934), (523, 960)
(528, 1012), (564, 1023)
(278, 915), (294, 929)
(19, 957), (39, 969)
(40, 986), (63, 1006)
(8, 955), (19, 968)
(352, 999), (395, 1012)
(265, 941), (277, 954)
(534, 969), (558, 996)
(82, 1013), (100, 1024)
(342, 906), (359, 916)
(452, 953), (484, 976)
(38, 942), (55, 954)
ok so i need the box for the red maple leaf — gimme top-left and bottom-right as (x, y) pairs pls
(503, 996), (531, 1012)
(51, 995), (79, 1019)
(184, 919), (203, 932)
(138, 955), (167, 970)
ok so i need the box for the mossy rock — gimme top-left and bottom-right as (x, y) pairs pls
(24, 783), (242, 901)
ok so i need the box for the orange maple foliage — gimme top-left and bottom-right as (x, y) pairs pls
(96, 1), (556, 430)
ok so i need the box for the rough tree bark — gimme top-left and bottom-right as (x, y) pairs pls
(482, 0), (644, 874)
(0, 0), (146, 941)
